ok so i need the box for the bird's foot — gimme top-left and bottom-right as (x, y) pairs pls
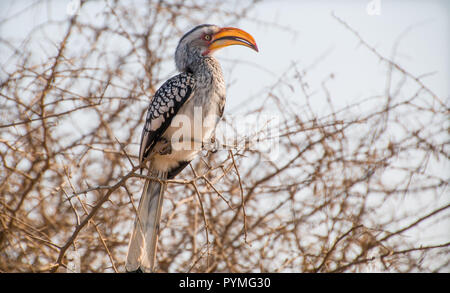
(203, 137), (218, 153)
(158, 138), (172, 155)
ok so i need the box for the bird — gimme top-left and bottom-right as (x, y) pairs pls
(125, 24), (258, 273)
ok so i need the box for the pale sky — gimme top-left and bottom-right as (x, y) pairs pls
(1, 0), (449, 109)
(219, 0), (450, 112)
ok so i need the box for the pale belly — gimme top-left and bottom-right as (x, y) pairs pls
(149, 96), (220, 172)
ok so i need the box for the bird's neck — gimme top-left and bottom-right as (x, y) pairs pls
(186, 56), (224, 84)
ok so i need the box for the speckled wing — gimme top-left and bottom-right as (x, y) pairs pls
(139, 73), (196, 167)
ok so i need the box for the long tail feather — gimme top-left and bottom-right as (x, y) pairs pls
(126, 168), (167, 272)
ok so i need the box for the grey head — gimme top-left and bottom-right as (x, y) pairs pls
(175, 24), (220, 73)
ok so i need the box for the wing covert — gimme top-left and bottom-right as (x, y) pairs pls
(139, 73), (195, 167)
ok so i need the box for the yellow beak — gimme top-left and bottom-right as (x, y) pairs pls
(207, 27), (258, 54)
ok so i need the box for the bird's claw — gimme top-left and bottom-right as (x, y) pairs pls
(202, 137), (218, 153)
(158, 138), (172, 155)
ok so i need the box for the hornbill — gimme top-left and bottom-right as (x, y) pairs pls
(126, 24), (258, 273)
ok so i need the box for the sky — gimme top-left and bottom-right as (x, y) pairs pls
(219, 0), (450, 112)
(1, 0), (449, 110)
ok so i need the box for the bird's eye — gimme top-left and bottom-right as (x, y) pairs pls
(204, 34), (211, 41)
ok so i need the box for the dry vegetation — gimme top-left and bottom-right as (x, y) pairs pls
(0, 0), (448, 272)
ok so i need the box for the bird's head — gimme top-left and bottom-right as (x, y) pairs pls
(175, 24), (258, 72)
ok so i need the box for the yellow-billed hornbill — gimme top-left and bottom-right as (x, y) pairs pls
(126, 24), (258, 273)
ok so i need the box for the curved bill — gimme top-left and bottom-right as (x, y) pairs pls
(207, 27), (259, 54)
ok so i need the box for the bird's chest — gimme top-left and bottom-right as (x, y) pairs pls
(162, 77), (225, 155)
(150, 60), (225, 170)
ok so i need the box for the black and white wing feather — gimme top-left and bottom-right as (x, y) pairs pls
(139, 73), (196, 167)
(126, 73), (195, 272)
